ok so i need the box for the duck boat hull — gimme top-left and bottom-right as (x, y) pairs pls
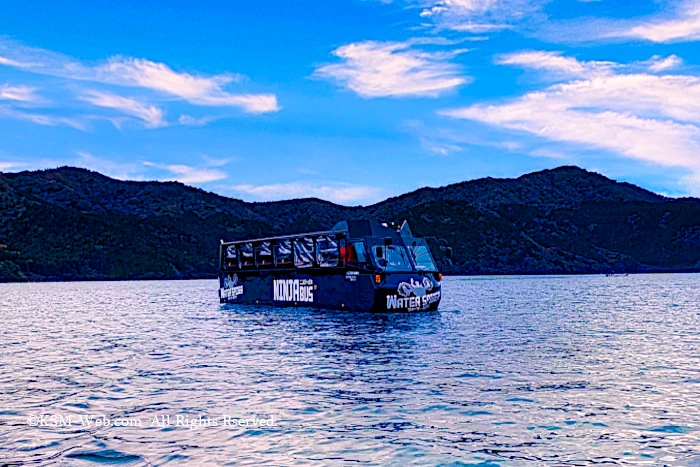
(218, 220), (447, 312)
(220, 269), (442, 312)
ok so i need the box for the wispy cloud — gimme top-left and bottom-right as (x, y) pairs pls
(0, 39), (279, 114)
(1, 151), (148, 179)
(0, 84), (42, 103)
(1, 152), (229, 183)
(497, 51), (685, 78)
(495, 51), (617, 78)
(441, 51), (700, 192)
(0, 105), (86, 130)
(405, 118), (522, 157)
(545, 0), (700, 44)
(0, 161), (23, 171)
(296, 167), (321, 175)
(646, 54), (684, 72)
(0, 56), (27, 67)
(611, 0), (700, 43)
(315, 40), (469, 98)
(420, 137), (463, 156)
(80, 91), (165, 128)
(420, 0), (549, 32)
(200, 155), (235, 167)
(142, 161), (227, 184)
(449, 23), (512, 33)
(230, 181), (385, 205)
(680, 171), (700, 196)
(73, 152), (147, 180)
(178, 114), (217, 126)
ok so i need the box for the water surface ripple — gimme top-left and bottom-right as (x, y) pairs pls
(1, 275), (699, 466)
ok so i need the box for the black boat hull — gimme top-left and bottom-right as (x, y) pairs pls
(219, 269), (441, 312)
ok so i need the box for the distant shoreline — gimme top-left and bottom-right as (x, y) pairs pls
(3, 270), (700, 284)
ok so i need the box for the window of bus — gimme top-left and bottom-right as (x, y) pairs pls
(256, 241), (273, 267)
(294, 237), (314, 268)
(316, 235), (339, 267)
(239, 243), (254, 268)
(224, 245), (238, 268)
(409, 241), (438, 271)
(347, 241), (369, 267)
(373, 245), (412, 272)
(274, 239), (293, 266)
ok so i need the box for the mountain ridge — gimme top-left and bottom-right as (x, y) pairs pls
(1, 165), (698, 282)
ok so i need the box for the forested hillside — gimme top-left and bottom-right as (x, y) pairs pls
(1, 166), (698, 281)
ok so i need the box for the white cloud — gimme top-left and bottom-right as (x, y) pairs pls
(230, 182), (384, 205)
(315, 40), (469, 98)
(421, 0), (505, 17)
(178, 114), (217, 126)
(0, 84), (42, 102)
(553, 0), (700, 44)
(493, 52), (700, 123)
(495, 51), (616, 77)
(614, 1), (700, 42)
(80, 91), (165, 128)
(420, 0), (549, 32)
(0, 40), (279, 113)
(142, 161), (227, 184)
(450, 23), (511, 32)
(100, 56), (279, 112)
(420, 6), (448, 17)
(646, 54), (684, 72)
(0, 56), (22, 66)
(441, 51), (700, 192)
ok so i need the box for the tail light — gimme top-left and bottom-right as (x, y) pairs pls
(374, 274), (382, 284)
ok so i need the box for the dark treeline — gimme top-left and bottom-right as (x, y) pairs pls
(1, 166), (699, 282)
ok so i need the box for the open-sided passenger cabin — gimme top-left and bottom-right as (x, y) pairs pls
(222, 232), (347, 271)
(220, 220), (441, 274)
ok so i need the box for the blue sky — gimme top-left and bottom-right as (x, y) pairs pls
(1, 0), (699, 204)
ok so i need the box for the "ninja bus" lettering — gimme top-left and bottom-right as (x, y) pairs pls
(273, 279), (314, 303)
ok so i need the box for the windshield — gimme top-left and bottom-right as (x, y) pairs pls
(372, 244), (413, 272)
(409, 241), (438, 271)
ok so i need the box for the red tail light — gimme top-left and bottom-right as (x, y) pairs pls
(374, 274), (381, 284)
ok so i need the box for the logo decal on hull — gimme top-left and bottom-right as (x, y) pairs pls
(387, 277), (440, 311)
(397, 277), (433, 298)
(273, 279), (314, 303)
(221, 274), (244, 300)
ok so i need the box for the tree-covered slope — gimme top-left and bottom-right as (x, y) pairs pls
(1, 166), (697, 281)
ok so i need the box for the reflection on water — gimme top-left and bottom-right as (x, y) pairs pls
(1, 275), (699, 466)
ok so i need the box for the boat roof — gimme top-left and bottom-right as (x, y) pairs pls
(332, 220), (412, 239)
(222, 220), (415, 245)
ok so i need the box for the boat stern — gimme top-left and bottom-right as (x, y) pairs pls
(373, 273), (442, 312)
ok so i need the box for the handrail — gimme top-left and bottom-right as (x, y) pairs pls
(221, 229), (342, 246)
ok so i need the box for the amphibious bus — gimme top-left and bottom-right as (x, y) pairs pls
(218, 220), (448, 312)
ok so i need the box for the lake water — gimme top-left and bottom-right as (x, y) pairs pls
(1, 275), (699, 466)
